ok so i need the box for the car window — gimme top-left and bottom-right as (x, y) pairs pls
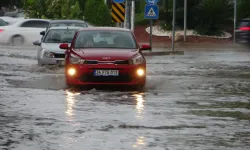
(43, 29), (77, 43)
(20, 20), (49, 28)
(49, 22), (88, 28)
(0, 19), (7, 26)
(74, 30), (137, 49)
(238, 20), (250, 28)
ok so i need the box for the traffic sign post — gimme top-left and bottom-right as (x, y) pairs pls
(113, 0), (125, 3)
(144, 5), (159, 20)
(144, 3), (159, 50)
(146, 0), (159, 5)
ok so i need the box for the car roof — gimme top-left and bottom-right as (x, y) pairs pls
(78, 27), (131, 32)
(48, 26), (83, 30)
(49, 20), (86, 24)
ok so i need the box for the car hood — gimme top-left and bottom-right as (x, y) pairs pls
(42, 43), (70, 54)
(73, 48), (139, 60)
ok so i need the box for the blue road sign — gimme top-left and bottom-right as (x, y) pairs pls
(146, 0), (159, 5)
(144, 5), (159, 19)
(113, 0), (125, 3)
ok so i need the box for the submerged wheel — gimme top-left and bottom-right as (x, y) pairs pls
(11, 35), (24, 46)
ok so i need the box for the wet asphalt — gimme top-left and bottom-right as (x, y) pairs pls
(0, 45), (250, 150)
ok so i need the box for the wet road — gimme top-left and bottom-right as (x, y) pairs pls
(0, 45), (250, 150)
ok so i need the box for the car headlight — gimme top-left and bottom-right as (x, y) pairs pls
(69, 54), (85, 64)
(42, 49), (54, 58)
(130, 54), (144, 65)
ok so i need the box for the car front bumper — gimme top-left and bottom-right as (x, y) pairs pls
(65, 64), (146, 86)
(39, 57), (65, 65)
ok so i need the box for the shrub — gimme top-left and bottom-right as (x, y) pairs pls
(237, 0), (250, 22)
(194, 0), (233, 36)
(84, 0), (112, 26)
(135, 13), (149, 26)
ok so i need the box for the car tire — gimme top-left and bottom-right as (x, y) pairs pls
(136, 84), (146, 92)
(11, 35), (24, 46)
(37, 59), (43, 66)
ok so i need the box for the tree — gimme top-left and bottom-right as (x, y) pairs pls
(194, 0), (233, 36)
(84, 0), (112, 26)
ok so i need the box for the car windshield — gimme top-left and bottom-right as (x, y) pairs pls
(238, 20), (250, 28)
(0, 19), (7, 26)
(50, 22), (88, 28)
(43, 29), (77, 43)
(74, 30), (137, 49)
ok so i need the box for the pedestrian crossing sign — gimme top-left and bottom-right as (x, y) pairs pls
(144, 5), (159, 19)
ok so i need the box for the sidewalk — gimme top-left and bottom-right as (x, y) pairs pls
(139, 42), (246, 50)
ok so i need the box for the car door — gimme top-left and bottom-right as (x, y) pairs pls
(18, 20), (49, 44)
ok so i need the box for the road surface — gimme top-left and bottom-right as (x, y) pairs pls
(0, 45), (250, 150)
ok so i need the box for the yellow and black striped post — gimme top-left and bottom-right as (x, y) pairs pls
(111, 2), (125, 23)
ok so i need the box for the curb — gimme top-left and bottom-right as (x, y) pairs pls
(139, 42), (245, 49)
(143, 50), (184, 56)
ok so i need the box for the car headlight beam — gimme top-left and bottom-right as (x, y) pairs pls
(137, 68), (145, 76)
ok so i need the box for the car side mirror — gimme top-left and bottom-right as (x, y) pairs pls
(40, 31), (45, 35)
(59, 43), (69, 49)
(33, 40), (41, 46)
(140, 44), (151, 51)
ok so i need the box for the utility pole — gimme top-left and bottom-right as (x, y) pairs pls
(184, 0), (187, 42)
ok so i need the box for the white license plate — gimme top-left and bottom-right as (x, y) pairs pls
(58, 60), (65, 65)
(94, 70), (119, 76)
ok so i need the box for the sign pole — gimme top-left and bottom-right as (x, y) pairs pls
(131, 0), (135, 31)
(184, 0), (187, 42)
(150, 19), (153, 50)
(124, 0), (128, 28)
(233, 0), (237, 44)
(171, 0), (176, 51)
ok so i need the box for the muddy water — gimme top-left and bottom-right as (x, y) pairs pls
(0, 45), (250, 150)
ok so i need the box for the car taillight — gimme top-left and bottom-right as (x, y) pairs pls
(0, 29), (3, 32)
(239, 27), (250, 31)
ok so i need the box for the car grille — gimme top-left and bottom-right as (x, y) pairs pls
(52, 53), (65, 58)
(79, 72), (132, 83)
(84, 60), (129, 65)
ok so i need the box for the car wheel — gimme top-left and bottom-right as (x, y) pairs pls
(11, 35), (24, 46)
(136, 84), (146, 92)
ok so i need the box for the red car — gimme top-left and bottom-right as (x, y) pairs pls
(59, 27), (151, 90)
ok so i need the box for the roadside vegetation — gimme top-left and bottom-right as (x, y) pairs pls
(1, 0), (250, 36)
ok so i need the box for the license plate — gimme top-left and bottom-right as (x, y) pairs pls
(94, 70), (119, 76)
(58, 60), (65, 65)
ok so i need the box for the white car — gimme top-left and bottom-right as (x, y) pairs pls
(0, 16), (23, 24)
(33, 26), (81, 66)
(0, 18), (50, 46)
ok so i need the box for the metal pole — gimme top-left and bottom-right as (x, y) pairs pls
(233, 0), (237, 44)
(124, 0), (128, 28)
(184, 0), (187, 42)
(172, 0), (176, 51)
(104, 0), (107, 4)
(131, 0), (135, 31)
(127, 1), (132, 29)
(150, 20), (153, 50)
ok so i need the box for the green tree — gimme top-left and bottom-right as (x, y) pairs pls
(237, 0), (250, 22)
(194, 0), (233, 36)
(84, 0), (112, 26)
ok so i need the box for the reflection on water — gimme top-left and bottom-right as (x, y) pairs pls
(133, 136), (146, 149)
(133, 93), (145, 119)
(65, 90), (80, 121)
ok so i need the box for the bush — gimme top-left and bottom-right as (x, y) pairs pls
(194, 0), (233, 36)
(84, 0), (112, 26)
(238, 0), (250, 22)
(135, 13), (149, 26)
